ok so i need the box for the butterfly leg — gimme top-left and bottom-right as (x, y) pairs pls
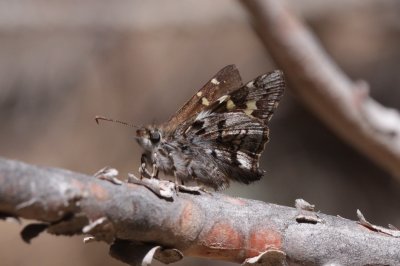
(173, 171), (188, 195)
(139, 153), (152, 179)
(173, 171), (180, 191)
(194, 180), (212, 195)
(151, 163), (159, 179)
(174, 172), (203, 195)
(139, 153), (160, 180)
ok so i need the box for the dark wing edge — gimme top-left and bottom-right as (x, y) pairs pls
(163, 65), (243, 131)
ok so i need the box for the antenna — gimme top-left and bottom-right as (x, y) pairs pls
(94, 115), (139, 128)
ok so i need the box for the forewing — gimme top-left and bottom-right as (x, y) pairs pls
(163, 65), (243, 131)
(180, 70), (285, 186)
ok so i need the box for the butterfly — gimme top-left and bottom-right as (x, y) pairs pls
(133, 65), (285, 191)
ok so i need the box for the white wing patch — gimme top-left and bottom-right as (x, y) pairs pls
(227, 99), (236, 110)
(211, 78), (220, 85)
(201, 97), (210, 106)
(195, 110), (211, 121)
(244, 100), (257, 116)
(217, 95), (229, 103)
(237, 151), (253, 169)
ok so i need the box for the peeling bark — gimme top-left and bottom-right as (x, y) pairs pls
(0, 158), (398, 265)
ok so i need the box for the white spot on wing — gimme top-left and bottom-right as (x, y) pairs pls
(238, 157), (247, 167)
(201, 97), (210, 106)
(195, 110), (210, 120)
(211, 78), (220, 85)
(205, 149), (213, 155)
(246, 81), (255, 88)
(217, 95), (229, 103)
(244, 100), (257, 116)
(197, 91), (202, 97)
(237, 152), (252, 169)
(227, 99), (236, 110)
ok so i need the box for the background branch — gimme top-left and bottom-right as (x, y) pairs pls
(0, 158), (399, 265)
(241, 0), (400, 180)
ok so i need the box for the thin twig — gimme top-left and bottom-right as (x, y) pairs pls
(241, 0), (400, 180)
(0, 158), (399, 265)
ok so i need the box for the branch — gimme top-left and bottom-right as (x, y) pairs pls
(240, 0), (400, 180)
(0, 158), (399, 265)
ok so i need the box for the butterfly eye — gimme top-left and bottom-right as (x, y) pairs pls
(150, 131), (161, 143)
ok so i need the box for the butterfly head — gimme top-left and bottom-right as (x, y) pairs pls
(136, 127), (162, 151)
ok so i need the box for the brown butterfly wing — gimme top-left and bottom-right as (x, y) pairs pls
(162, 65), (243, 132)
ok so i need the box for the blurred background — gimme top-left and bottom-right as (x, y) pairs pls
(1, 0), (400, 265)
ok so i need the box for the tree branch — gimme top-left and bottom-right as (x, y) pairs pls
(240, 0), (400, 180)
(0, 158), (399, 265)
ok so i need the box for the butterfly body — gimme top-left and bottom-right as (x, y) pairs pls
(136, 65), (285, 191)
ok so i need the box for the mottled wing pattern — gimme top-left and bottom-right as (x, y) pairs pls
(179, 70), (285, 189)
(210, 70), (285, 124)
(163, 65), (243, 132)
